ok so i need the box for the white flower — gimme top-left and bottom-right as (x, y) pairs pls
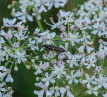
(0, 66), (7, 80)
(66, 53), (79, 67)
(34, 61), (43, 75)
(3, 87), (13, 97)
(0, 49), (5, 62)
(58, 53), (66, 60)
(78, 41), (94, 53)
(79, 36), (94, 52)
(3, 18), (16, 27)
(34, 0), (48, 13)
(91, 22), (106, 37)
(13, 42), (20, 48)
(60, 86), (74, 97)
(53, 0), (67, 8)
(0, 29), (13, 39)
(34, 28), (40, 34)
(66, 70), (79, 85)
(43, 51), (56, 59)
(41, 72), (55, 86)
(3, 18), (22, 27)
(14, 26), (28, 40)
(64, 14), (74, 25)
(82, 74), (96, 89)
(0, 66), (13, 96)
(84, 53), (96, 69)
(0, 37), (5, 45)
(14, 50), (27, 64)
(3, 46), (11, 60)
(28, 38), (38, 50)
(52, 65), (66, 79)
(34, 82), (52, 97)
(32, 8), (41, 20)
(15, 9), (33, 23)
(41, 62), (50, 70)
(5, 69), (13, 83)
(0, 82), (7, 95)
(102, 93), (107, 97)
(57, 61), (65, 66)
(95, 74), (107, 89)
(38, 30), (56, 44)
(19, 0), (31, 9)
(59, 10), (71, 18)
(50, 86), (60, 97)
(39, 30), (56, 39)
(67, 32), (80, 46)
(95, 66), (102, 74)
(75, 17), (91, 30)
(86, 87), (98, 96)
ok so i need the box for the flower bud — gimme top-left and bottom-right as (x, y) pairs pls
(26, 65), (31, 69)
(36, 56), (39, 60)
(36, 77), (39, 81)
(14, 66), (18, 71)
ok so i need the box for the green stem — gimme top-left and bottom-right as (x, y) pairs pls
(75, 88), (86, 97)
(35, 17), (44, 32)
(101, 58), (105, 68)
(5, 57), (12, 67)
(20, 39), (29, 49)
(68, 22), (70, 33)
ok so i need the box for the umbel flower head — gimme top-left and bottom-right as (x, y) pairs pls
(33, 0), (107, 97)
(1, 0), (107, 97)
(9, 0), (67, 21)
(0, 66), (13, 97)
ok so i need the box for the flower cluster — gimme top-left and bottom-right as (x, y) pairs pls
(33, 0), (107, 97)
(0, 66), (13, 97)
(9, 0), (67, 22)
(1, 0), (107, 97)
(0, 17), (58, 70)
(1, 1), (68, 96)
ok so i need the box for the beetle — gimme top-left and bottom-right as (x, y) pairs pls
(42, 45), (66, 53)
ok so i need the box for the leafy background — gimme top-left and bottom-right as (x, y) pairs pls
(0, 0), (99, 97)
